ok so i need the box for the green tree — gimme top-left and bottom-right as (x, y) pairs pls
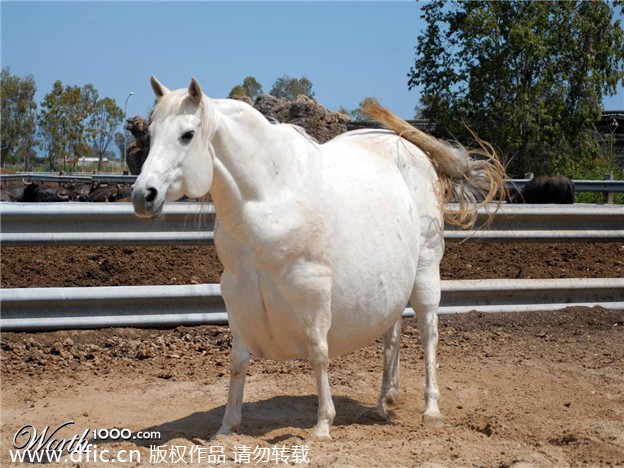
(241, 76), (263, 100)
(228, 84), (247, 98)
(38, 80), (67, 171)
(408, 0), (624, 177)
(114, 131), (127, 160)
(228, 76), (264, 101)
(1, 68), (38, 170)
(86, 97), (124, 171)
(270, 75), (315, 101)
(38, 81), (99, 171)
(348, 98), (377, 122)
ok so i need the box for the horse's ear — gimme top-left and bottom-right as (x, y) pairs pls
(150, 75), (170, 101)
(188, 77), (203, 105)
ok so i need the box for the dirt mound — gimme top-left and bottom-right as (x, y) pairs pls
(125, 116), (151, 175)
(252, 94), (349, 143)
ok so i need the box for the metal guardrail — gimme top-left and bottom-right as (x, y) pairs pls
(1, 202), (622, 245)
(3, 174), (624, 193)
(0, 202), (215, 246)
(2, 278), (622, 331)
(445, 203), (624, 241)
(0, 173), (136, 184)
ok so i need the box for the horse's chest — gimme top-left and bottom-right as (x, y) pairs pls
(240, 201), (328, 269)
(224, 267), (309, 361)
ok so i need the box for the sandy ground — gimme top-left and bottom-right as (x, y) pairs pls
(1, 307), (623, 467)
(1, 242), (623, 466)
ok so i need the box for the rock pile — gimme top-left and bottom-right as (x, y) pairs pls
(125, 116), (151, 175)
(251, 94), (350, 143)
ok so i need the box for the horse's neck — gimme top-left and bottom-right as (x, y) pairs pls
(209, 100), (317, 230)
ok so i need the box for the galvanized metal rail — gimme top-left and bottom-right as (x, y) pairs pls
(1, 202), (622, 245)
(3, 174), (624, 193)
(0, 173), (136, 184)
(2, 278), (622, 331)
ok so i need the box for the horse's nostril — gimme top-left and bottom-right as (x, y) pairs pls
(145, 187), (158, 203)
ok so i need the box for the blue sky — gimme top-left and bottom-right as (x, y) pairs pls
(2, 0), (623, 126)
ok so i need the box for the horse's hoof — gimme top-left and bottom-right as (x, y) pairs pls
(214, 425), (236, 438)
(422, 413), (444, 428)
(376, 403), (389, 419)
(311, 427), (332, 441)
(384, 389), (399, 406)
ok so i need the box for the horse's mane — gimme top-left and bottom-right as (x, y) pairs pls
(285, 123), (320, 145)
(151, 89), (218, 142)
(263, 114), (319, 146)
(151, 89), (195, 121)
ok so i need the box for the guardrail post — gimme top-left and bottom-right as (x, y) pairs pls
(604, 173), (614, 204)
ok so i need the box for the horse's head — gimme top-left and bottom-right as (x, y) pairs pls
(133, 76), (215, 218)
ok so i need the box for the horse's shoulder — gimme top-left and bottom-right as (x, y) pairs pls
(240, 198), (329, 264)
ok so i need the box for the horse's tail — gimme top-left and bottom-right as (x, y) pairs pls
(361, 100), (507, 228)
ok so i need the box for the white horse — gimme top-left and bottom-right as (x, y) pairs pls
(133, 77), (505, 439)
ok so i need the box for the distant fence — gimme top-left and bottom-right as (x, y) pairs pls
(2, 174), (624, 195)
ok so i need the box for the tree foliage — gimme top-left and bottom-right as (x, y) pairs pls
(114, 131), (127, 161)
(87, 97), (124, 171)
(1, 68), (38, 170)
(38, 81), (97, 171)
(228, 76), (264, 101)
(340, 98), (376, 122)
(37, 81), (123, 172)
(270, 75), (315, 101)
(409, 0), (624, 177)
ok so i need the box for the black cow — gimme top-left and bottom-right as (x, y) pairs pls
(62, 183), (91, 201)
(88, 182), (120, 202)
(0, 184), (27, 201)
(13, 181), (71, 202)
(509, 175), (575, 204)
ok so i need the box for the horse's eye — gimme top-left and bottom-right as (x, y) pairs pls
(181, 130), (195, 142)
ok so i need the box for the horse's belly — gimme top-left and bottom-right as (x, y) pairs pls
(325, 240), (416, 357)
(221, 151), (421, 361)
(225, 255), (415, 362)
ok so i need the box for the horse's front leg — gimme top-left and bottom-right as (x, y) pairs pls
(306, 325), (335, 440)
(278, 262), (335, 439)
(377, 318), (401, 418)
(217, 334), (250, 435)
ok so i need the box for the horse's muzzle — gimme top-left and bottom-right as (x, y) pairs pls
(132, 184), (164, 219)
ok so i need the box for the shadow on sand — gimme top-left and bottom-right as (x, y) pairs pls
(121, 394), (391, 447)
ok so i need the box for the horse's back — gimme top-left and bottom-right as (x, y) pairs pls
(326, 129), (445, 261)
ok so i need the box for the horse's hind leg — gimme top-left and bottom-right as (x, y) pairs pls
(376, 319), (401, 418)
(410, 265), (444, 427)
(216, 334), (250, 436)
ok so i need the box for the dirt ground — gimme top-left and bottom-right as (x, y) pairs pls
(1, 308), (622, 467)
(1, 242), (623, 466)
(1, 242), (623, 288)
